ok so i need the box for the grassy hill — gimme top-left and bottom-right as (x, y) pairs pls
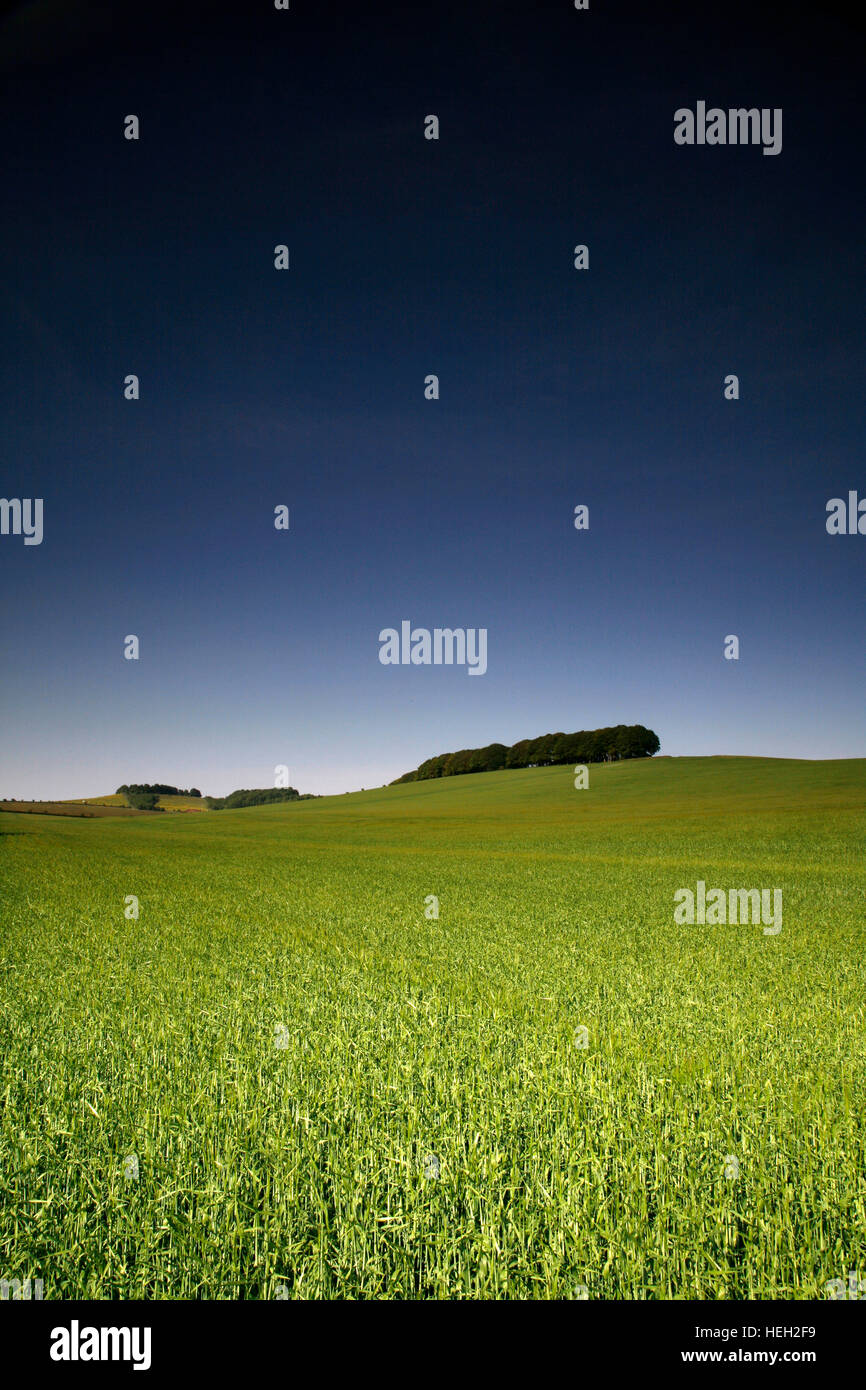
(1, 756), (864, 1299)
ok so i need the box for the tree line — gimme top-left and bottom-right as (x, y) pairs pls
(391, 724), (661, 783)
(117, 784), (202, 797)
(114, 783), (317, 811)
(205, 787), (315, 811)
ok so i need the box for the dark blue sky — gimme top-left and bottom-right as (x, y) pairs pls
(1, 0), (863, 797)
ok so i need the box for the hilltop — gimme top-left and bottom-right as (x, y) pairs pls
(3, 754), (863, 824)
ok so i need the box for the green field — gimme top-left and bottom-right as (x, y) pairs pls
(1, 757), (864, 1299)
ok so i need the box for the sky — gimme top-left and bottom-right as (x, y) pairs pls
(1, 0), (863, 799)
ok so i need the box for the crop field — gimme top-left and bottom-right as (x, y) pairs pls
(1, 757), (864, 1300)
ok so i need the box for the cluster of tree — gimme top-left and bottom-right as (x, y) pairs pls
(116, 784), (202, 797)
(392, 724), (661, 783)
(124, 791), (163, 811)
(204, 787), (315, 811)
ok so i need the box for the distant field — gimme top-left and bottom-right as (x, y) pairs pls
(0, 793), (212, 816)
(1, 757), (864, 1299)
(71, 795), (129, 807)
(74, 793), (208, 811)
(0, 800), (149, 818)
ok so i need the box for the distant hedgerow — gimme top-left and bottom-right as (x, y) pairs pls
(205, 787), (304, 811)
(116, 784), (201, 797)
